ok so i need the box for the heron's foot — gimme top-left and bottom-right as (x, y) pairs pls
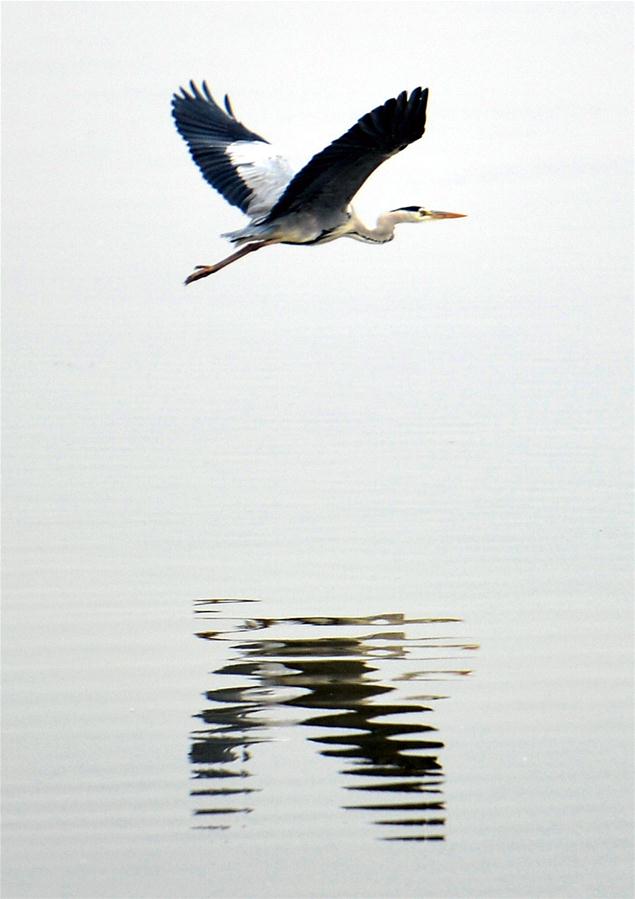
(183, 240), (276, 285)
(184, 265), (216, 285)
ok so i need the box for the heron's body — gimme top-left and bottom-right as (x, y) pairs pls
(225, 207), (395, 247)
(172, 82), (464, 283)
(224, 207), (350, 246)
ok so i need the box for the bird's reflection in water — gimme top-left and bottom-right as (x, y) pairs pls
(190, 600), (477, 841)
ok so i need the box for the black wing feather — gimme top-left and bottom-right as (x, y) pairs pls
(264, 87), (429, 221)
(171, 81), (269, 213)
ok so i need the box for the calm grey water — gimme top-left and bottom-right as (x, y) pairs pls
(3, 279), (632, 897)
(2, 3), (633, 898)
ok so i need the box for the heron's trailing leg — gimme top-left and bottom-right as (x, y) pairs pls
(184, 240), (276, 284)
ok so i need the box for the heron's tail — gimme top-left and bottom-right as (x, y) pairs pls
(221, 222), (272, 245)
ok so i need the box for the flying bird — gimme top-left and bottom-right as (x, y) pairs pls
(172, 83), (465, 284)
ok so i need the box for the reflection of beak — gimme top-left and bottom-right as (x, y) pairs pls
(429, 210), (467, 219)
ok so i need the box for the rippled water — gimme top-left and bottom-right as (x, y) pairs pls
(189, 603), (476, 841)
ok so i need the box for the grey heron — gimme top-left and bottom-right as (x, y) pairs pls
(172, 83), (465, 284)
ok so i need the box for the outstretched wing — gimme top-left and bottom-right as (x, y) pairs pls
(264, 88), (429, 221)
(171, 81), (294, 218)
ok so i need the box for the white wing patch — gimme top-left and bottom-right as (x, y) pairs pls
(226, 141), (295, 219)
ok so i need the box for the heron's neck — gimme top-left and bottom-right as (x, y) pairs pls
(347, 210), (417, 244)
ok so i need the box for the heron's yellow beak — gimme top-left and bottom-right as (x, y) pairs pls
(428, 210), (467, 219)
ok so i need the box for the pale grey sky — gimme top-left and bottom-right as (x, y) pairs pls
(3, 1), (632, 303)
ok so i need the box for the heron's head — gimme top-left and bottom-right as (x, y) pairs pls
(393, 206), (466, 222)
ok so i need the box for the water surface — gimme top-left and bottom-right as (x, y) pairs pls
(2, 3), (633, 898)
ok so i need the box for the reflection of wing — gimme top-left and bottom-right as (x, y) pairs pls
(171, 81), (294, 217)
(264, 88), (428, 220)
